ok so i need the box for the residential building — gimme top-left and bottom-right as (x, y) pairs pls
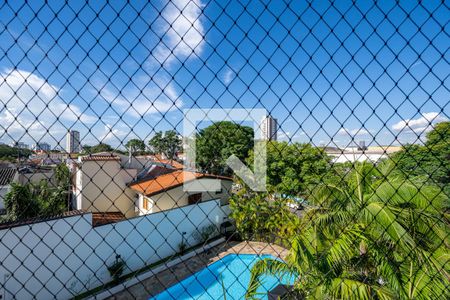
(73, 153), (139, 218)
(32, 142), (51, 152)
(0, 167), (18, 214)
(29, 152), (67, 166)
(66, 130), (81, 153)
(72, 152), (232, 219)
(326, 145), (403, 163)
(130, 169), (233, 215)
(357, 140), (368, 151)
(260, 115), (278, 141)
(9, 141), (29, 149)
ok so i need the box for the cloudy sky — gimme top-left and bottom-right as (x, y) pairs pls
(0, 0), (448, 149)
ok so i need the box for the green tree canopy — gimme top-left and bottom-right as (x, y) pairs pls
(83, 143), (114, 154)
(0, 144), (32, 161)
(195, 121), (254, 175)
(3, 183), (39, 221)
(230, 186), (300, 243)
(125, 139), (146, 155)
(390, 121), (450, 196)
(247, 141), (331, 196)
(4, 164), (70, 222)
(246, 162), (450, 299)
(148, 130), (182, 159)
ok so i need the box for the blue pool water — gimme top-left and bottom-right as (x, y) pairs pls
(151, 254), (295, 300)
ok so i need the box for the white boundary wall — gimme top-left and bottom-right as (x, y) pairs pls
(0, 200), (229, 300)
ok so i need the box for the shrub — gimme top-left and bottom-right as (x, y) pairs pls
(107, 255), (126, 281)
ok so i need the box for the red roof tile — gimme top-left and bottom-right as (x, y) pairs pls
(80, 154), (121, 161)
(129, 170), (232, 196)
(92, 212), (125, 226)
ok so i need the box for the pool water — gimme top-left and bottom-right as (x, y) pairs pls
(150, 254), (295, 300)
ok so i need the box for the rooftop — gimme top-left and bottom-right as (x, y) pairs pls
(325, 145), (403, 155)
(129, 170), (232, 197)
(92, 212), (126, 226)
(0, 167), (17, 186)
(79, 153), (121, 162)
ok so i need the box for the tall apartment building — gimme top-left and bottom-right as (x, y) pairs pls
(66, 130), (81, 153)
(260, 115), (278, 141)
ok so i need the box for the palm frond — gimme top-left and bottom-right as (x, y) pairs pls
(326, 224), (365, 272)
(327, 278), (395, 300)
(362, 202), (416, 251)
(245, 258), (296, 300)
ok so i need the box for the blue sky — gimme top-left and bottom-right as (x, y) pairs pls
(0, 0), (449, 150)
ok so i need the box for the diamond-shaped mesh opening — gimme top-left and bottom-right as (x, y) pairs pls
(0, 1), (449, 299)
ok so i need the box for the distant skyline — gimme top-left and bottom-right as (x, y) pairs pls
(0, 0), (448, 149)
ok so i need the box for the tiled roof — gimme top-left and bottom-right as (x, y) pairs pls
(136, 155), (184, 169)
(156, 159), (184, 169)
(80, 154), (121, 161)
(0, 168), (17, 186)
(129, 170), (232, 196)
(92, 212), (125, 226)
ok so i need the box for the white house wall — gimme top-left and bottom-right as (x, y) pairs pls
(75, 160), (137, 218)
(147, 178), (233, 213)
(0, 200), (228, 300)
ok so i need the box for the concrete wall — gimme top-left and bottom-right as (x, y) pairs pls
(0, 200), (229, 300)
(75, 160), (138, 218)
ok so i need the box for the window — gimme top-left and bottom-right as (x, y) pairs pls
(188, 193), (202, 205)
(143, 197), (149, 210)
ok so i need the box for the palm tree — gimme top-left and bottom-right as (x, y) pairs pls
(246, 162), (449, 299)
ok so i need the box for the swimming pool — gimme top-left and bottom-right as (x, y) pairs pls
(150, 254), (294, 300)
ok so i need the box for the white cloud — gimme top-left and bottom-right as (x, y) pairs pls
(99, 82), (182, 118)
(392, 112), (448, 133)
(338, 128), (370, 136)
(90, 1), (200, 123)
(223, 69), (235, 85)
(153, 0), (205, 64)
(99, 124), (128, 143)
(278, 131), (290, 139)
(278, 131), (305, 141)
(0, 68), (96, 143)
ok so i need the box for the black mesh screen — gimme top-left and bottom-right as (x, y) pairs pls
(0, 1), (449, 299)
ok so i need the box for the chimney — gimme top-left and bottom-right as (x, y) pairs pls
(128, 147), (133, 167)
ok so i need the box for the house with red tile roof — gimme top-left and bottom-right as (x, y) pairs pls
(129, 169), (232, 215)
(73, 152), (232, 218)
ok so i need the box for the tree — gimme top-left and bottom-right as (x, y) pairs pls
(3, 183), (39, 221)
(195, 121), (254, 175)
(0, 144), (32, 161)
(390, 121), (450, 196)
(246, 162), (449, 299)
(148, 130), (182, 159)
(247, 141), (331, 196)
(230, 184), (300, 243)
(125, 139), (145, 155)
(54, 163), (71, 210)
(83, 143), (114, 154)
(3, 164), (71, 222)
(81, 145), (92, 154)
